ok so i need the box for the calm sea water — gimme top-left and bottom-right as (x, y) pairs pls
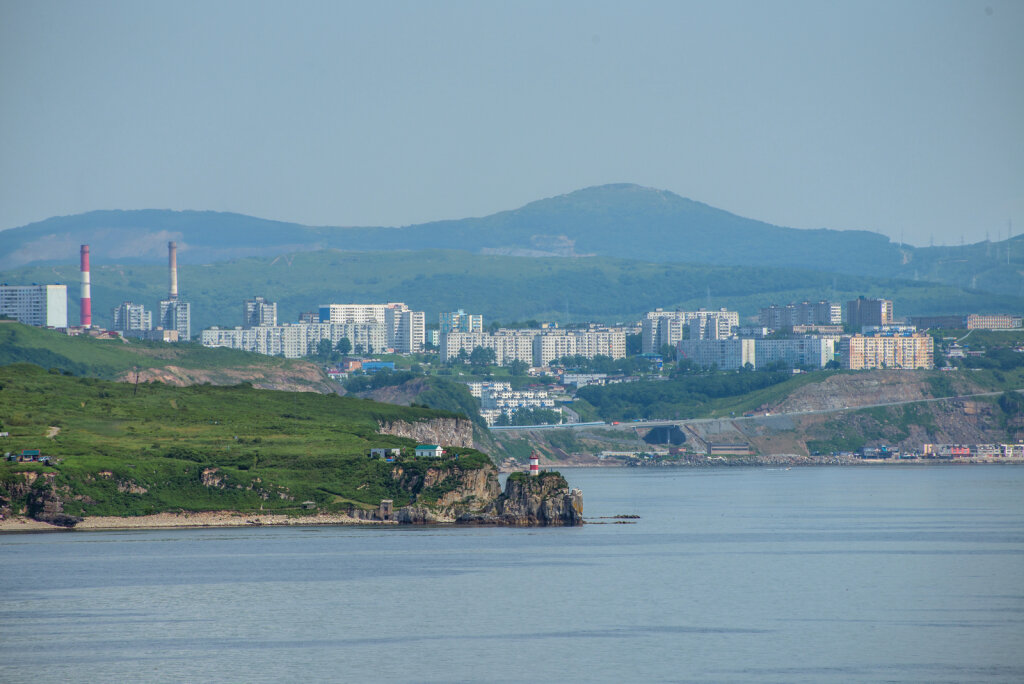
(2, 465), (1023, 683)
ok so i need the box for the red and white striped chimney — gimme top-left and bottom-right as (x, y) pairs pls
(168, 241), (178, 299)
(529, 452), (540, 476)
(80, 244), (91, 328)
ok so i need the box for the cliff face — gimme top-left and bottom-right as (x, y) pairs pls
(459, 472), (584, 527)
(378, 417), (475, 448)
(0, 472), (82, 528)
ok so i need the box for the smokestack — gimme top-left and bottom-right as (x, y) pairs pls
(168, 241), (178, 299)
(80, 244), (92, 328)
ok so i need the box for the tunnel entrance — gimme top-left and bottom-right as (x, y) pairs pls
(641, 425), (687, 446)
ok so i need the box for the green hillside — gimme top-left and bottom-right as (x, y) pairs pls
(0, 364), (489, 518)
(4, 249), (1020, 331)
(0, 322), (334, 391)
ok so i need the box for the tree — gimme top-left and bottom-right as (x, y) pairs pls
(659, 344), (677, 362)
(469, 346), (497, 367)
(508, 359), (529, 376)
(626, 333), (642, 356)
(336, 338), (352, 355)
(456, 348), (470, 365)
(315, 339), (333, 360)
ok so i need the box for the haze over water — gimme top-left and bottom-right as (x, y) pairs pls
(2, 465), (1022, 683)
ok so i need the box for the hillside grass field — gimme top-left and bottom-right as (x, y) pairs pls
(0, 364), (488, 517)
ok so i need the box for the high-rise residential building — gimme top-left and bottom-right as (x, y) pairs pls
(440, 327), (626, 367)
(159, 299), (191, 341)
(318, 302), (425, 352)
(760, 301), (841, 329)
(439, 309), (483, 334)
(0, 284), (68, 328)
(678, 336), (836, 371)
(641, 308), (738, 353)
(845, 297), (893, 330)
(840, 332), (933, 370)
(112, 301), (152, 334)
(243, 296), (277, 327)
(965, 314), (1022, 330)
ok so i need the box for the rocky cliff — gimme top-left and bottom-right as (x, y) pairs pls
(378, 417), (475, 448)
(458, 471), (584, 527)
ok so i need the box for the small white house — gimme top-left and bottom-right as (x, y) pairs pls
(415, 444), (445, 458)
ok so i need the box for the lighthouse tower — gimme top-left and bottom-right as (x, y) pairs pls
(529, 452), (540, 477)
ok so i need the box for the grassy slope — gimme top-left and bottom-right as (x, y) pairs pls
(4, 249), (1021, 332)
(0, 321), (333, 390)
(0, 364), (489, 517)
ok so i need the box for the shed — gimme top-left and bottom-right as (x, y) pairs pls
(415, 444), (445, 458)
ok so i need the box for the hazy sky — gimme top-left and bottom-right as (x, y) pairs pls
(1, 0), (1021, 246)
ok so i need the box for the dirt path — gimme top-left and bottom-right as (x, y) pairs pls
(46, 426), (60, 438)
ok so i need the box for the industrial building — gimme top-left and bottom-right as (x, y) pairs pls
(159, 242), (191, 341)
(0, 284), (68, 328)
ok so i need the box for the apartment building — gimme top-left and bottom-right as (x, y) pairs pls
(201, 321), (388, 358)
(641, 308), (739, 353)
(466, 381), (558, 426)
(0, 284), (67, 328)
(441, 330), (538, 366)
(111, 301), (152, 334)
(966, 314), (1022, 330)
(678, 336), (836, 371)
(319, 302), (425, 352)
(845, 297), (893, 329)
(243, 296), (277, 327)
(439, 309), (483, 333)
(840, 332), (934, 370)
(760, 301), (841, 329)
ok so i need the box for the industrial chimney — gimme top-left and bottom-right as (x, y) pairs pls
(80, 244), (92, 328)
(168, 241), (178, 299)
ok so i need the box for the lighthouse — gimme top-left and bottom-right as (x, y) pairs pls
(529, 452), (540, 476)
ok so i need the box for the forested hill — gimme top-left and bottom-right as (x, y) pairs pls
(5, 250), (1021, 332)
(5, 184), (1023, 296)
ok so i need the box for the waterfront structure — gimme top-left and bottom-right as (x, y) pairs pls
(845, 297), (893, 329)
(0, 284), (68, 328)
(243, 296), (277, 327)
(111, 302), (152, 334)
(760, 301), (841, 329)
(319, 302), (425, 353)
(439, 309), (483, 334)
(678, 336), (836, 371)
(641, 308), (738, 353)
(966, 314), (1022, 330)
(840, 332), (934, 370)
(159, 242), (191, 341)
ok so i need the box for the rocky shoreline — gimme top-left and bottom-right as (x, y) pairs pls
(0, 510), (392, 533)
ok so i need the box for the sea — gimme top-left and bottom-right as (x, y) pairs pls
(1, 465), (1022, 683)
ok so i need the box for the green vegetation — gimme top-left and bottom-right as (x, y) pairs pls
(575, 370), (819, 421)
(0, 364), (492, 518)
(0, 322), (331, 389)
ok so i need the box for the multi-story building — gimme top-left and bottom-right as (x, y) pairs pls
(678, 336), (836, 371)
(441, 328), (626, 367)
(201, 321), (388, 359)
(159, 299), (191, 341)
(0, 284), (67, 328)
(760, 301), (842, 329)
(840, 332), (934, 370)
(439, 309), (483, 334)
(641, 308), (739, 353)
(466, 381), (559, 426)
(243, 296), (277, 327)
(111, 301), (152, 334)
(966, 314), (1022, 330)
(319, 302), (425, 352)
(845, 297), (893, 330)
(908, 315), (967, 330)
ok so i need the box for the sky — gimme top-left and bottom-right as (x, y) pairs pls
(1, 0), (1022, 246)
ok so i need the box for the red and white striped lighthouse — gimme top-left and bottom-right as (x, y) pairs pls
(529, 452), (540, 476)
(79, 244), (91, 328)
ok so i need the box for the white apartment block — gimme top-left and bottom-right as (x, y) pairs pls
(319, 303), (425, 352)
(159, 299), (191, 341)
(679, 336), (836, 371)
(243, 296), (277, 327)
(641, 308), (739, 353)
(442, 328), (626, 367)
(439, 309), (483, 333)
(467, 381), (559, 426)
(201, 321), (388, 358)
(112, 301), (152, 333)
(0, 284), (68, 328)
